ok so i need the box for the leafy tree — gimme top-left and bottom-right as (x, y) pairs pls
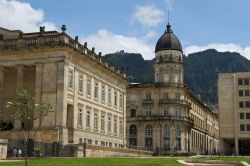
(6, 89), (52, 166)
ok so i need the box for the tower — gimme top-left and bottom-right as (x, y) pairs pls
(154, 23), (184, 85)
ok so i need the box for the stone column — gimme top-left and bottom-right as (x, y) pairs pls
(0, 66), (4, 113)
(33, 63), (43, 128)
(14, 65), (24, 130)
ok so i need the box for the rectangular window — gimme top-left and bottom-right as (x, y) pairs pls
(86, 79), (91, 97)
(86, 111), (90, 128)
(247, 124), (250, 131)
(245, 79), (249, 85)
(94, 112), (98, 130)
(163, 93), (168, 100)
(239, 90), (244, 97)
(175, 93), (180, 100)
(101, 85), (105, 102)
(108, 88), (112, 104)
(94, 82), (98, 100)
(164, 108), (169, 116)
(176, 109), (181, 116)
(164, 74), (169, 83)
(246, 101), (250, 108)
(240, 124), (245, 131)
(246, 113), (250, 119)
(146, 108), (151, 117)
(107, 116), (111, 132)
(68, 70), (73, 88)
(238, 79), (243, 85)
(146, 93), (152, 100)
(114, 118), (117, 135)
(240, 113), (245, 120)
(239, 101), (244, 108)
(114, 91), (117, 107)
(245, 90), (250, 96)
(101, 114), (105, 131)
(119, 93), (123, 109)
(130, 109), (136, 117)
(119, 120), (122, 136)
(176, 138), (181, 150)
(78, 75), (83, 93)
(78, 108), (83, 127)
(174, 74), (179, 84)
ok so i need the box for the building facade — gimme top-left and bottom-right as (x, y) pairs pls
(0, 26), (127, 152)
(218, 72), (250, 155)
(126, 23), (219, 154)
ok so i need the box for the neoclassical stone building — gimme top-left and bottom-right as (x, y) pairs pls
(126, 23), (219, 154)
(0, 26), (127, 151)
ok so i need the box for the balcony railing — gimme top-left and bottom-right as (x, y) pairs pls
(159, 99), (191, 107)
(143, 99), (154, 104)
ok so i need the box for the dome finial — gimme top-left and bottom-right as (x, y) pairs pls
(166, 23), (172, 33)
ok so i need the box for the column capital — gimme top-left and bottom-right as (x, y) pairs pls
(16, 64), (24, 69)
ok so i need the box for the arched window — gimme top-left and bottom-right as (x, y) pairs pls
(163, 124), (169, 136)
(145, 125), (153, 137)
(129, 125), (137, 136)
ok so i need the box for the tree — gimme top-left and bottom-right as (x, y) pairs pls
(6, 89), (52, 166)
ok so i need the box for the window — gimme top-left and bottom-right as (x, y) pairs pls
(119, 120), (122, 136)
(163, 93), (168, 100)
(175, 93), (180, 100)
(238, 79), (243, 85)
(68, 70), (73, 88)
(146, 108), (151, 117)
(246, 113), (250, 119)
(78, 108), (83, 127)
(247, 124), (250, 131)
(119, 93), (123, 109)
(246, 101), (250, 108)
(174, 74), (179, 83)
(78, 75), (83, 93)
(176, 109), (181, 117)
(164, 108), (169, 116)
(240, 124), (245, 131)
(145, 93), (152, 100)
(107, 116), (111, 132)
(86, 79), (91, 97)
(239, 101), (244, 108)
(239, 90), (244, 97)
(101, 114), (105, 131)
(246, 90), (250, 96)
(94, 82), (98, 100)
(86, 111), (90, 128)
(176, 138), (181, 150)
(164, 74), (169, 83)
(145, 125), (153, 136)
(129, 125), (137, 136)
(245, 79), (249, 85)
(176, 124), (181, 136)
(114, 118), (117, 135)
(163, 125), (169, 136)
(130, 109), (136, 117)
(108, 88), (112, 104)
(101, 85), (105, 102)
(94, 112), (98, 130)
(163, 138), (170, 151)
(114, 91), (117, 107)
(240, 113), (244, 120)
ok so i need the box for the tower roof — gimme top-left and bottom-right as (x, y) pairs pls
(155, 23), (182, 53)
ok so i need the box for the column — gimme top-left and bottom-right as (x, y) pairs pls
(14, 65), (24, 130)
(33, 63), (43, 128)
(0, 66), (4, 113)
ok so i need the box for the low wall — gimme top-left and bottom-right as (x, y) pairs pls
(0, 139), (8, 159)
(77, 145), (153, 157)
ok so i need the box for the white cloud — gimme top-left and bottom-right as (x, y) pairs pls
(165, 0), (173, 11)
(80, 29), (154, 60)
(133, 4), (164, 27)
(184, 43), (250, 59)
(0, 0), (57, 32)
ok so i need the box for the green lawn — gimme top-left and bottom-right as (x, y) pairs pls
(192, 156), (250, 163)
(0, 158), (184, 166)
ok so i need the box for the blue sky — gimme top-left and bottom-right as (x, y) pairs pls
(1, 0), (250, 59)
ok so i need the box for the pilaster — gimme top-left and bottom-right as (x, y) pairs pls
(0, 66), (4, 113)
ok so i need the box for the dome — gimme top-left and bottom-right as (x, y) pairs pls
(155, 23), (182, 53)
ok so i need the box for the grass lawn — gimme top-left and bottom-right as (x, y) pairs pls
(0, 158), (184, 166)
(193, 156), (250, 163)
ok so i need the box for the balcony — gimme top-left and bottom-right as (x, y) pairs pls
(159, 99), (191, 108)
(128, 115), (194, 125)
(143, 99), (154, 104)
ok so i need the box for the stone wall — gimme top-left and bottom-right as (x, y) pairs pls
(0, 139), (8, 159)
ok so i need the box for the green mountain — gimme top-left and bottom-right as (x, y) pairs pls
(104, 49), (250, 104)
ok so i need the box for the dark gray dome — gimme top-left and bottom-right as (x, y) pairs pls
(155, 23), (182, 53)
